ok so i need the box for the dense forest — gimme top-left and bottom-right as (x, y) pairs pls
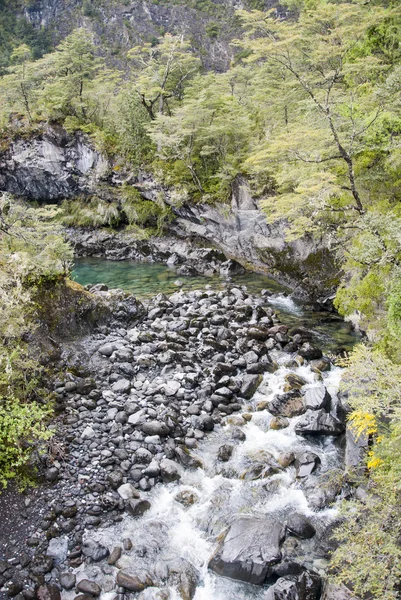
(1, 0), (401, 598)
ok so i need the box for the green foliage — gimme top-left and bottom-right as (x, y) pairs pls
(0, 28), (122, 130)
(0, 194), (73, 488)
(61, 189), (173, 235)
(331, 345), (401, 599)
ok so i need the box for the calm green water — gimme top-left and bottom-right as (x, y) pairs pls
(72, 257), (360, 352)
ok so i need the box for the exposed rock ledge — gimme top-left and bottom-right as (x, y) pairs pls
(0, 126), (339, 301)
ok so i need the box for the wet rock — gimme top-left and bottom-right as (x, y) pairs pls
(126, 498), (151, 517)
(295, 409), (345, 436)
(76, 580), (101, 596)
(232, 428), (246, 441)
(167, 558), (199, 600)
(217, 444), (234, 462)
(268, 392), (305, 418)
(116, 570), (153, 592)
(270, 417), (289, 430)
(298, 344), (323, 361)
(240, 374), (263, 399)
(82, 540), (110, 562)
(303, 386), (331, 411)
(60, 573), (76, 591)
(295, 452), (321, 478)
(160, 458), (182, 483)
(175, 445), (203, 469)
(286, 514), (316, 539)
(277, 452), (295, 468)
(284, 373), (308, 391)
(107, 547), (122, 566)
(265, 570), (321, 599)
(175, 490), (199, 507)
(310, 357), (331, 373)
(209, 517), (285, 585)
(36, 585), (61, 600)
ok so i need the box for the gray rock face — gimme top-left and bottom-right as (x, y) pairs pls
(345, 426), (368, 472)
(0, 126), (108, 200)
(209, 518), (285, 585)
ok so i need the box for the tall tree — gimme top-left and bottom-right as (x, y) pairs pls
(127, 34), (201, 121)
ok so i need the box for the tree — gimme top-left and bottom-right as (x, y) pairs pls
(0, 43), (38, 126)
(149, 71), (255, 200)
(37, 28), (121, 123)
(127, 34), (201, 121)
(236, 3), (400, 237)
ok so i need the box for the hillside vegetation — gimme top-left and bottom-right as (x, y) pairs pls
(1, 0), (401, 596)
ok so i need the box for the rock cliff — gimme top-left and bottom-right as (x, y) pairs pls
(0, 125), (338, 300)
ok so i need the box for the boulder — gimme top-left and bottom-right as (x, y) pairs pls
(82, 540), (109, 562)
(160, 459), (182, 483)
(76, 580), (101, 596)
(116, 570), (153, 592)
(286, 514), (316, 539)
(217, 444), (234, 462)
(265, 571), (321, 600)
(268, 392), (305, 418)
(303, 386), (331, 411)
(126, 498), (151, 517)
(345, 426), (368, 472)
(209, 518), (285, 585)
(111, 378), (131, 394)
(240, 374), (263, 399)
(295, 409), (345, 436)
(295, 452), (321, 478)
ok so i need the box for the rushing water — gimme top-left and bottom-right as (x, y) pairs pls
(72, 257), (360, 353)
(68, 257), (361, 598)
(73, 358), (343, 600)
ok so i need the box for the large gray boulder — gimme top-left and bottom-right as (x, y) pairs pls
(303, 386), (331, 411)
(209, 518), (285, 585)
(295, 409), (345, 436)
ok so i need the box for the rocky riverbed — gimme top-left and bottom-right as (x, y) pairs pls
(0, 283), (355, 600)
